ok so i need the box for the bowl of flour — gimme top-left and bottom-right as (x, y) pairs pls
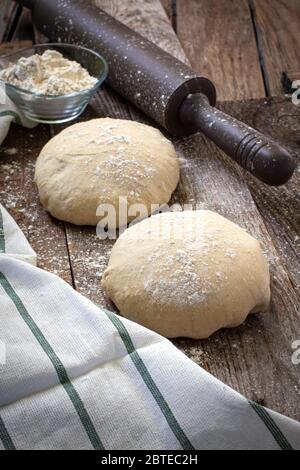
(0, 43), (108, 123)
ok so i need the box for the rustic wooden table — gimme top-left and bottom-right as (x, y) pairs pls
(0, 0), (299, 420)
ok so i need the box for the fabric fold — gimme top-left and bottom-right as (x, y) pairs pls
(0, 205), (299, 450)
(0, 204), (37, 265)
(0, 92), (37, 146)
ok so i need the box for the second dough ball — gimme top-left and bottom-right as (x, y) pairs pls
(35, 118), (180, 226)
(102, 210), (271, 339)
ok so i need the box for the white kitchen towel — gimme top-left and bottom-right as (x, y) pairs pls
(0, 91), (37, 146)
(0, 204), (299, 450)
(0, 205), (36, 265)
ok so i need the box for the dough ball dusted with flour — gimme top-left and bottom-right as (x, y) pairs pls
(102, 210), (270, 339)
(35, 118), (179, 226)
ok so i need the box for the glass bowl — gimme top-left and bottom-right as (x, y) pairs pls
(0, 43), (108, 124)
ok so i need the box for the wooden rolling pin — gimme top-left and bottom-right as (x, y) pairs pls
(17, 0), (296, 185)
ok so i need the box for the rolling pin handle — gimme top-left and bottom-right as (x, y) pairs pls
(180, 93), (296, 186)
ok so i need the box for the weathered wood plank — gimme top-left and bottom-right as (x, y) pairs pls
(160, 0), (173, 21)
(0, 37), (73, 283)
(0, 122), (73, 284)
(172, 97), (299, 420)
(160, 0), (176, 31)
(221, 97), (300, 298)
(252, 0), (300, 95)
(176, 0), (300, 321)
(10, 6), (34, 42)
(176, 0), (265, 100)
(38, 0), (299, 419)
(3, 15), (74, 284)
(0, 0), (20, 42)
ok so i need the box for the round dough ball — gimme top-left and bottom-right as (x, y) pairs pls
(102, 210), (270, 339)
(34, 118), (179, 226)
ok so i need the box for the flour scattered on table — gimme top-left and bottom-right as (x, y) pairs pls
(3, 147), (18, 156)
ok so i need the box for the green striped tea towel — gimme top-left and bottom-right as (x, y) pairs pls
(0, 204), (299, 450)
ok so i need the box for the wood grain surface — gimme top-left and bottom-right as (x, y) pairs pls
(232, 98), (300, 299)
(0, 31), (73, 283)
(0, 0), (20, 42)
(252, 0), (300, 95)
(177, 0), (266, 100)
(176, 0), (300, 345)
(160, 0), (174, 22)
(173, 97), (299, 418)
(0, 120), (73, 284)
(10, 4), (33, 42)
(0, 1), (299, 420)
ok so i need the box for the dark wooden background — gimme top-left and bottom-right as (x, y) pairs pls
(0, 0), (299, 420)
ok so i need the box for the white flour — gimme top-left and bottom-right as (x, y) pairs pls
(0, 49), (97, 96)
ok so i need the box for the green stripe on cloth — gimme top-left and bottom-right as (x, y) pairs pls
(0, 207), (5, 253)
(0, 272), (104, 451)
(0, 416), (16, 450)
(249, 400), (293, 450)
(104, 309), (195, 450)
